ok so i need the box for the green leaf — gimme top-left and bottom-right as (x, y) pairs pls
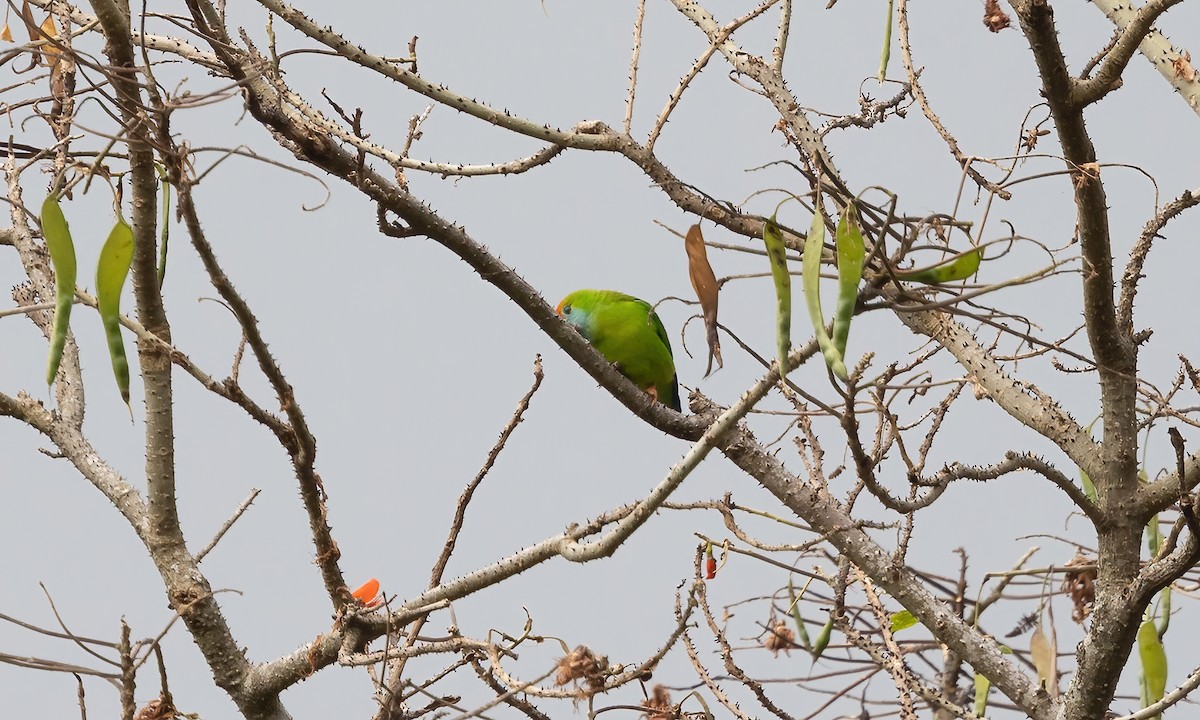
(896, 247), (981, 284)
(832, 203), (865, 358)
(763, 214), (792, 379)
(96, 216), (134, 411)
(41, 194), (76, 386)
(973, 671), (990, 718)
(1138, 617), (1167, 719)
(889, 609), (918, 633)
(801, 208), (848, 380)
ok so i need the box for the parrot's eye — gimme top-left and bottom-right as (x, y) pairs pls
(561, 304), (572, 316)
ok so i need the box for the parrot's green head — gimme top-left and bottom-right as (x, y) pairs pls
(555, 289), (597, 338)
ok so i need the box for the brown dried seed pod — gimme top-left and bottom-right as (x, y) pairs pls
(134, 696), (177, 720)
(763, 622), (796, 656)
(644, 684), (673, 719)
(982, 0), (1011, 32)
(554, 645), (610, 691)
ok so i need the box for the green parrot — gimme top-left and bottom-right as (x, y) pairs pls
(556, 289), (681, 412)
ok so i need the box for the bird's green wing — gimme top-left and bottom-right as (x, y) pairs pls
(648, 305), (674, 359)
(616, 294), (673, 359)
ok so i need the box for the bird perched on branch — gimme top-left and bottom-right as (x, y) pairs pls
(556, 289), (681, 412)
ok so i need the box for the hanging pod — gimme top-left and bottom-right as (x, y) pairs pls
(801, 207), (848, 380)
(96, 216), (134, 410)
(684, 224), (722, 377)
(896, 246), (981, 284)
(832, 203), (865, 359)
(1137, 616), (1167, 718)
(41, 194), (77, 387)
(763, 213), (792, 379)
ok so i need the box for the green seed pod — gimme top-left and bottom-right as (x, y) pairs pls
(41, 194), (77, 386)
(1138, 616), (1166, 718)
(96, 216), (134, 409)
(896, 247), (981, 284)
(832, 203), (865, 358)
(802, 208), (847, 380)
(787, 579), (812, 650)
(810, 612), (834, 660)
(974, 671), (991, 718)
(157, 175), (171, 290)
(763, 214), (792, 379)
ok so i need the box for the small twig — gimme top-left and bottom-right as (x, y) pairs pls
(396, 104), (432, 190)
(695, 570), (794, 720)
(895, 0), (1010, 199)
(446, 665), (558, 719)
(1112, 662), (1200, 720)
(1118, 187), (1200, 333)
(195, 488), (262, 562)
(648, 0), (780, 152)
(856, 569), (917, 718)
(0, 653), (118, 682)
(971, 547), (1040, 623)
(0, 300), (58, 318)
(680, 616), (755, 720)
(469, 656), (553, 720)
(376, 356), (545, 717)
(430, 356), (543, 587)
(1169, 427), (1199, 535)
(133, 588), (244, 672)
(0, 610), (116, 648)
(74, 673), (87, 720)
(178, 181), (346, 605)
(153, 643), (172, 706)
(557, 372), (778, 563)
(39, 584), (120, 668)
(624, 0), (645, 135)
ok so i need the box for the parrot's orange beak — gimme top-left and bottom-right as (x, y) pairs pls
(554, 299), (566, 317)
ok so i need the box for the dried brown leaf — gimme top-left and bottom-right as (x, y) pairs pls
(1023, 128), (1050, 152)
(18, 1), (37, 41)
(685, 224), (722, 377)
(0, 23), (12, 42)
(16, 3), (45, 68)
(39, 14), (58, 68)
(1030, 624), (1058, 697)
